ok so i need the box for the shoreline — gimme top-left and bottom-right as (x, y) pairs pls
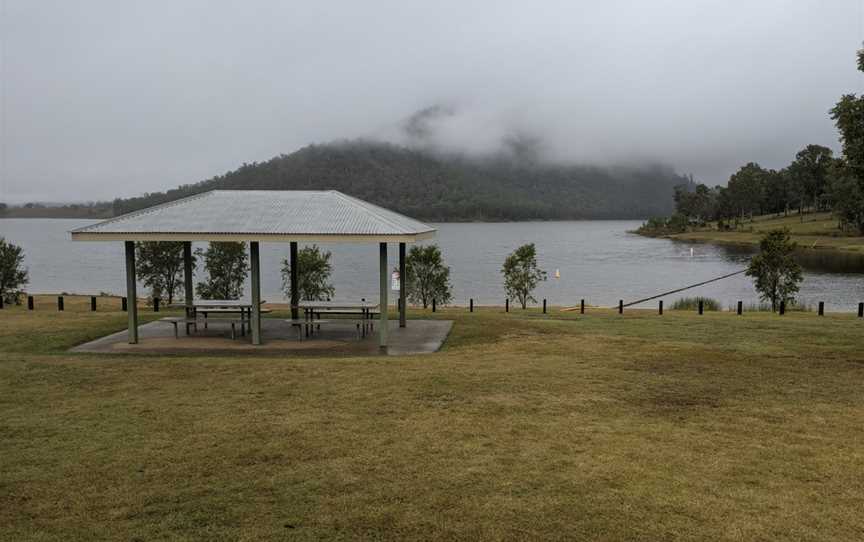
(638, 230), (864, 255)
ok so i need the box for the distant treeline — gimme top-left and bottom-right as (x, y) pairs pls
(674, 144), (838, 223)
(642, 47), (864, 235)
(107, 141), (683, 221)
(0, 201), (113, 219)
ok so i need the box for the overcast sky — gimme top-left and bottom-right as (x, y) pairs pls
(1, 0), (863, 203)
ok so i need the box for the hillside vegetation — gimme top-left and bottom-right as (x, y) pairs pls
(108, 140), (682, 221)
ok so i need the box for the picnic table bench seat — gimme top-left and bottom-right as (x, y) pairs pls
(285, 319), (364, 340)
(158, 316), (198, 338)
(198, 317), (249, 340)
(306, 308), (379, 333)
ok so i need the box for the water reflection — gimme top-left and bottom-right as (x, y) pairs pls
(710, 242), (864, 275)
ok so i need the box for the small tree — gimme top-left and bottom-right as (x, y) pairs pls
(405, 245), (452, 308)
(281, 245), (335, 301)
(136, 241), (192, 304)
(0, 237), (28, 304)
(502, 243), (546, 309)
(195, 242), (249, 300)
(746, 230), (803, 311)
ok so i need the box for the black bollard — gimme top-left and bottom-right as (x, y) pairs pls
(432, 299), (436, 312)
(0, 296), (3, 310)
(543, 299), (547, 314)
(779, 301), (785, 315)
(580, 299), (585, 314)
(737, 301), (743, 315)
(57, 296), (64, 311)
(659, 300), (663, 315)
(153, 297), (160, 312)
(28, 295), (34, 310)
(90, 296), (97, 312)
(698, 300), (703, 315)
(121, 297), (127, 312)
(859, 303), (863, 318)
(469, 298), (473, 312)
(618, 300), (623, 314)
(505, 299), (509, 313)
(818, 301), (824, 316)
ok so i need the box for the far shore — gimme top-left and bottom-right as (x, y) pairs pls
(635, 211), (864, 255)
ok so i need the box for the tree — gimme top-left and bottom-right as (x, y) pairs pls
(789, 144), (833, 215)
(136, 242), (191, 304)
(280, 245), (335, 301)
(762, 168), (792, 216)
(0, 237), (29, 304)
(674, 182), (716, 224)
(501, 243), (546, 309)
(745, 230), (803, 312)
(726, 163), (769, 219)
(405, 244), (452, 308)
(195, 242), (248, 299)
(828, 173), (864, 233)
(829, 47), (864, 231)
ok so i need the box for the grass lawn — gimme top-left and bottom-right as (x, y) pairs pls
(2, 298), (864, 540)
(666, 212), (864, 253)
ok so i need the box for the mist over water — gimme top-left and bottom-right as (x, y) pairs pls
(4, 219), (863, 312)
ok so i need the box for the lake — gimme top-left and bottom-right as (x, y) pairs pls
(2, 219), (863, 311)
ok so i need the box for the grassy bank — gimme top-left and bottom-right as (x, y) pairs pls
(2, 304), (864, 540)
(651, 212), (864, 253)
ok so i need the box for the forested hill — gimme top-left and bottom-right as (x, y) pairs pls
(111, 140), (683, 220)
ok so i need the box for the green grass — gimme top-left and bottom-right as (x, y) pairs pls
(667, 211), (864, 253)
(2, 301), (864, 540)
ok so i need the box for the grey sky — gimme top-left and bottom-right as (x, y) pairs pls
(1, 0), (863, 203)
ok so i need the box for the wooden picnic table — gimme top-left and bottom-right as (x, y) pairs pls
(169, 300), (267, 336)
(296, 301), (379, 338)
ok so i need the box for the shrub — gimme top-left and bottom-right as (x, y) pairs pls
(670, 297), (721, 311)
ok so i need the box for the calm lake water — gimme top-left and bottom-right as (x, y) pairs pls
(2, 218), (864, 311)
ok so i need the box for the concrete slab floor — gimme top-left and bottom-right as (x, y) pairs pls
(70, 319), (453, 357)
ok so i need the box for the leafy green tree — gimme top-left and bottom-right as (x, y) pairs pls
(281, 245), (335, 301)
(746, 230), (803, 312)
(726, 162), (769, 219)
(831, 48), (864, 177)
(195, 242), (248, 300)
(789, 144), (834, 215)
(674, 182), (717, 223)
(501, 243), (547, 309)
(762, 168), (792, 216)
(135, 242), (192, 304)
(828, 173), (864, 233)
(0, 237), (29, 304)
(829, 47), (864, 231)
(405, 245), (452, 308)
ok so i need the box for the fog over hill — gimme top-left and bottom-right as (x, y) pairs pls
(2, 2), (861, 205)
(110, 136), (683, 221)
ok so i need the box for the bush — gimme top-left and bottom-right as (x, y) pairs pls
(0, 237), (29, 304)
(635, 213), (690, 236)
(670, 297), (721, 311)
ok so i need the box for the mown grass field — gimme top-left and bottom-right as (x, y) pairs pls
(667, 211), (864, 253)
(2, 297), (864, 540)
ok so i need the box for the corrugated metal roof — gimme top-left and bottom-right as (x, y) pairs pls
(71, 190), (436, 241)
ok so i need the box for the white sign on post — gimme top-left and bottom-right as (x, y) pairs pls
(391, 270), (400, 291)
